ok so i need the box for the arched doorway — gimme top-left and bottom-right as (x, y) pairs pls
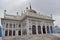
(13, 30), (15, 36)
(50, 26), (53, 33)
(32, 25), (36, 34)
(18, 30), (21, 35)
(38, 25), (41, 34)
(5, 30), (8, 36)
(9, 30), (12, 36)
(47, 26), (49, 33)
(43, 26), (46, 34)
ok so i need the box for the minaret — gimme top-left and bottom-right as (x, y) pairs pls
(4, 10), (7, 17)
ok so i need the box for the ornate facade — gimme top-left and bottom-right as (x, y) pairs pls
(1, 5), (60, 40)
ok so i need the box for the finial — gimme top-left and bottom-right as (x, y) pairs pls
(21, 11), (23, 15)
(24, 10), (25, 13)
(17, 12), (18, 15)
(26, 7), (28, 10)
(4, 10), (6, 14)
(4, 9), (7, 17)
(30, 3), (32, 9)
(51, 13), (52, 18)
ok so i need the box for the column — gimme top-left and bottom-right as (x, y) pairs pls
(16, 23), (18, 36)
(49, 25), (51, 34)
(16, 30), (18, 36)
(26, 19), (29, 35)
(41, 25), (43, 35)
(8, 23), (9, 36)
(12, 23), (13, 37)
(45, 25), (47, 34)
(21, 24), (22, 36)
(36, 22), (38, 35)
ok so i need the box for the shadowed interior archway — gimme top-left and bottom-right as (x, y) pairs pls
(47, 26), (49, 33)
(38, 25), (41, 34)
(18, 30), (21, 35)
(43, 26), (46, 34)
(50, 26), (53, 33)
(32, 25), (36, 34)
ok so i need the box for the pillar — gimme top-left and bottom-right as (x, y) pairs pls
(45, 25), (47, 34)
(8, 23), (9, 36)
(21, 24), (22, 36)
(41, 25), (43, 34)
(36, 22), (38, 35)
(26, 19), (29, 35)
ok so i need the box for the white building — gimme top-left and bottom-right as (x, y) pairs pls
(0, 5), (60, 40)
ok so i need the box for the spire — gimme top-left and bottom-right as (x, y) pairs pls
(4, 10), (6, 14)
(51, 13), (52, 18)
(30, 3), (32, 9)
(17, 12), (18, 15)
(4, 9), (7, 17)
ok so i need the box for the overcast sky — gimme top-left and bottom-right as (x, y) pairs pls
(0, 0), (60, 26)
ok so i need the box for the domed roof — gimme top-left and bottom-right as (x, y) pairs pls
(26, 4), (37, 13)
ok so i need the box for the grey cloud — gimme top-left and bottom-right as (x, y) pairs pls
(0, 0), (60, 26)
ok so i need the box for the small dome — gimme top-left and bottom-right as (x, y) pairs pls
(26, 4), (37, 13)
(27, 9), (37, 13)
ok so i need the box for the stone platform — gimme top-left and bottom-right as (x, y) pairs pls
(2, 34), (60, 40)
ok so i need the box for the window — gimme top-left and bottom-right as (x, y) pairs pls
(19, 24), (21, 28)
(9, 30), (12, 36)
(38, 26), (41, 34)
(47, 26), (49, 33)
(18, 30), (21, 35)
(5, 30), (8, 36)
(10, 24), (12, 28)
(13, 30), (15, 36)
(13, 24), (15, 28)
(32, 25), (36, 34)
(6, 23), (8, 28)
(43, 26), (46, 34)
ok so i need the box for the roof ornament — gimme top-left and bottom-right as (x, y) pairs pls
(21, 11), (23, 15)
(17, 12), (18, 16)
(26, 7), (28, 10)
(30, 3), (32, 9)
(51, 13), (52, 18)
(4, 9), (7, 17)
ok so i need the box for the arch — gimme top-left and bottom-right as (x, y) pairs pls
(13, 30), (15, 36)
(9, 30), (12, 36)
(32, 25), (36, 34)
(38, 25), (41, 34)
(47, 26), (49, 33)
(50, 26), (53, 33)
(5, 30), (8, 36)
(43, 26), (46, 34)
(18, 30), (21, 35)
